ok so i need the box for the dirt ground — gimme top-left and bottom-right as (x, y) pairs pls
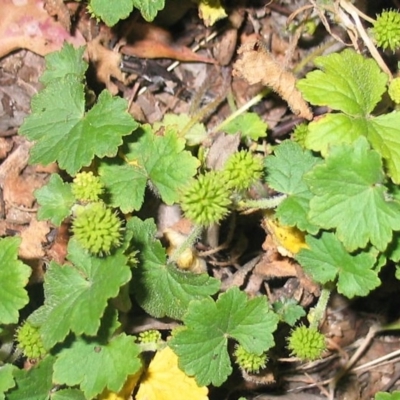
(2, 1), (400, 399)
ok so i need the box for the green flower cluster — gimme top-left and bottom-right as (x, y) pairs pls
(138, 330), (162, 344)
(181, 171), (231, 226)
(16, 322), (47, 360)
(234, 344), (267, 373)
(372, 10), (400, 51)
(292, 123), (309, 148)
(181, 150), (263, 226)
(389, 77), (400, 104)
(222, 150), (263, 190)
(72, 202), (123, 255)
(287, 325), (326, 361)
(71, 171), (104, 202)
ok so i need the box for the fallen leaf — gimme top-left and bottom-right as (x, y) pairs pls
(44, 0), (71, 31)
(233, 40), (313, 120)
(255, 235), (297, 279)
(120, 22), (216, 64)
(262, 214), (309, 257)
(197, 0), (227, 27)
(86, 35), (125, 95)
(136, 346), (209, 400)
(0, 0), (85, 59)
(19, 218), (50, 259)
(97, 370), (143, 400)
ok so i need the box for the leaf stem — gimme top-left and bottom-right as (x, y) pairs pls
(168, 224), (203, 264)
(238, 194), (287, 211)
(214, 88), (270, 133)
(309, 285), (331, 330)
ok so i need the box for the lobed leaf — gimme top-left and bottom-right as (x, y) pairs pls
(132, 0), (165, 21)
(297, 49), (387, 115)
(223, 112), (268, 140)
(265, 140), (320, 233)
(296, 232), (380, 298)
(0, 364), (16, 400)
(35, 174), (74, 225)
(169, 287), (279, 386)
(306, 137), (400, 251)
(53, 334), (141, 399)
(89, 0), (134, 26)
(0, 238), (31, 325)
(6, 356), (54, 400)
(101, 126), (199, 212)
(130, 217), (220, 320)
(40, 43), (87, 85)
(30, 239), (131, 349)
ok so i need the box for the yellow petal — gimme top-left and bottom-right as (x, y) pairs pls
(264, 217), (309, 257)
(198, 0), (227, 27)
(136, 346), (208, 400)
(97, 369), (143, 400)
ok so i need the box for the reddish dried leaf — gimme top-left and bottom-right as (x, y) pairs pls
(0, 0), (85, 59)
(120, 22), (215, 63)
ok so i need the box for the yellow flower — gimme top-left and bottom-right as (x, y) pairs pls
(136, 346), (208, 400)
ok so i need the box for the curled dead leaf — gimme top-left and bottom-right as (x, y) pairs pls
(233, 40), (313, 120)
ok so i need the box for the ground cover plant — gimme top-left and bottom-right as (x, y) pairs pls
(2, 0), (400, 399)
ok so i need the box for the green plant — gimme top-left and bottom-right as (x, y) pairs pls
(372, 10), (400, 51)
(287, 325), (326, 361)
(15, 321), (47, 360)
(3, 2), (400, 399)
(233, 344), (268, 373)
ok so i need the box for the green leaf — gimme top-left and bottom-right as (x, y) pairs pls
(20, 76), (138, 176)
(375, 392), (400, 400)
(29, 239), (131, 349)
(306, 137), (400, 251)
(0, 364), (16, 400)
(99, 160), (147, 213)
(51, 389), (86, 400)
(296, 232), (380, 298)
(368, 112), (400, 184)
(0, 238), (31, 325)
(89, 0), (134, 26)
(305, 113), (365, 156)
(132, 0), (165, 21)
(272, 298), (306, 326)
(101, 126), (199, 212)
(127, 126), (200, 204)
(6, 356), (54, 400)
(129, 217), (220, 320)
(223, 112), (268, 140)
(153, 113), (207, 146)
(169, 287), (279, 386)
(53, 334), (141, 399)
(297, 49), (400, 183)
(297, 49), (387, 115)
(35, 174), (74, 225)
(265, 140), (321, 233)
(40, 43), (87, 85)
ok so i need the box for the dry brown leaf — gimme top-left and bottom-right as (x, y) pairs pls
(19, 218), (50, 259)
(233, 40), (313, 120)
(44, 0), (71, 31)
(120, 22), (216, 64)
(46, 222), (69, 264)
(255, 235), (297, 279)
(86, 36), (125, 95)
(0, 0), (85, 59)
(205, 132), (240, 170)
